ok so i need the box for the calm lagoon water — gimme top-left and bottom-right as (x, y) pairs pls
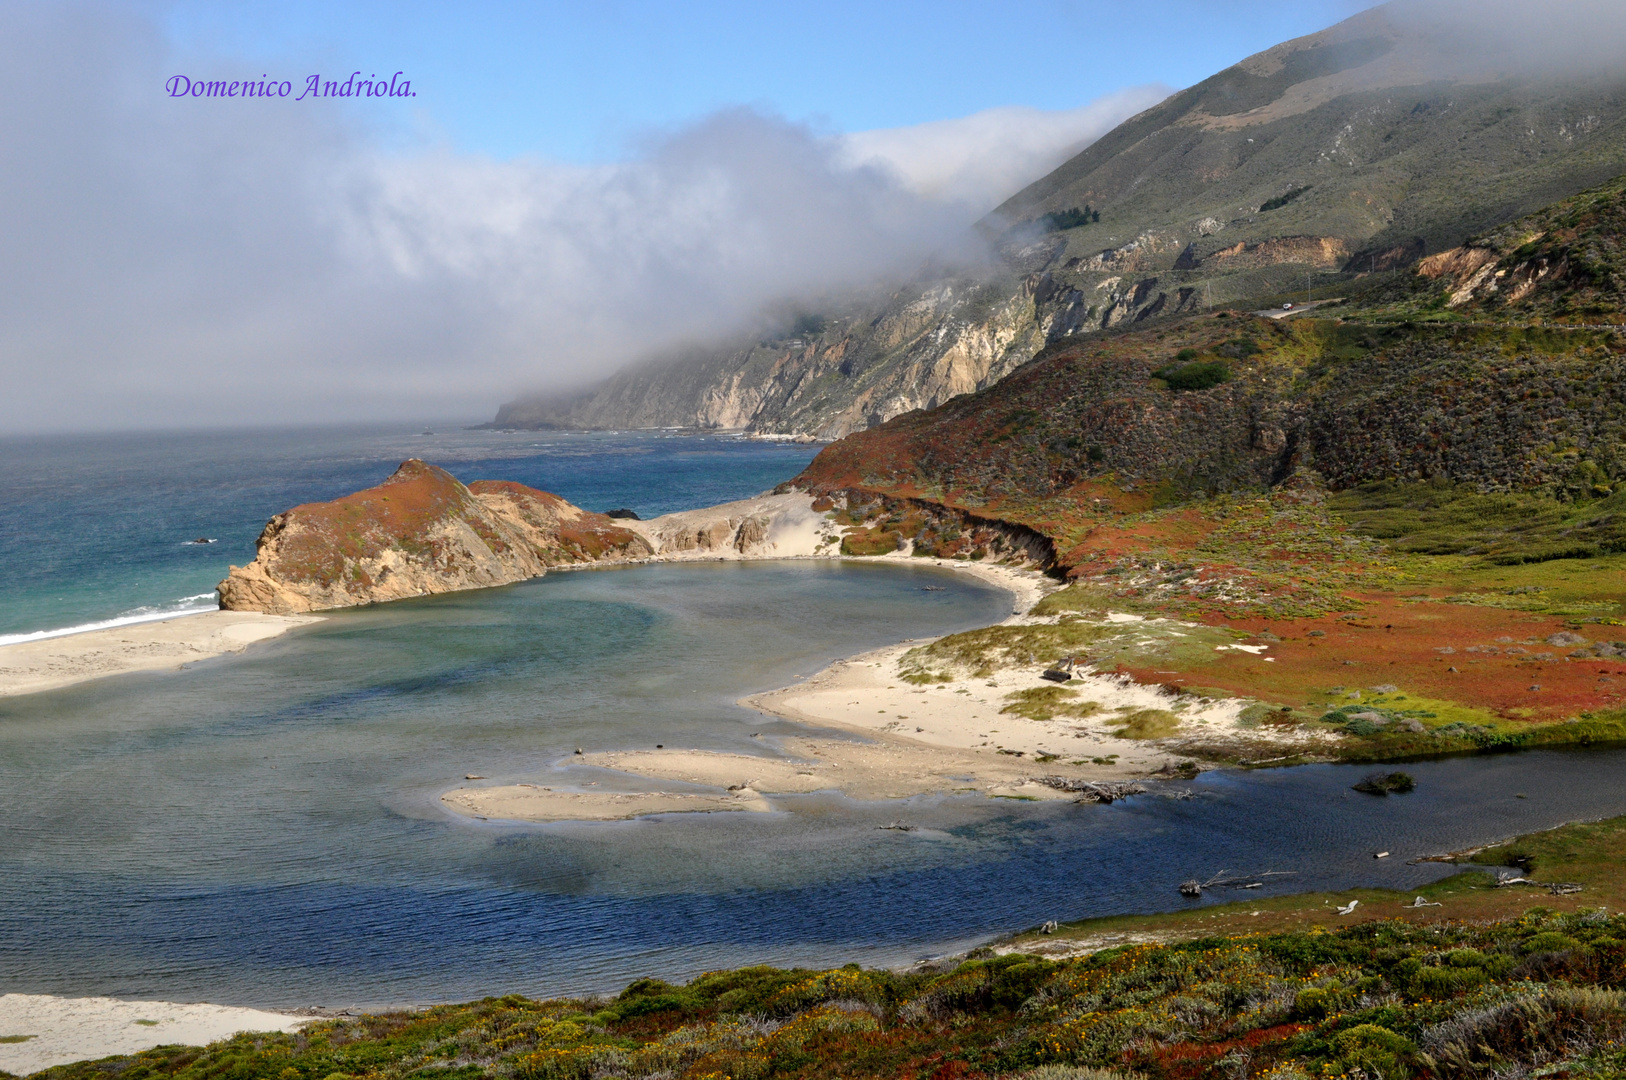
(3, 425), (1626, 1008)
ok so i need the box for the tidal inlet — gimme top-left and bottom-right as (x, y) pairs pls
(9, 2), (1626, 1078)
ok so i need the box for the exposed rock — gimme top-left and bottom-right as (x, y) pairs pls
(621, 492), (837, 560)
(217, 460), (652, 614)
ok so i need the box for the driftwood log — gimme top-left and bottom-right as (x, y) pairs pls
(1035, 777), (1146, 803)
(1179, 870), (1297, 897)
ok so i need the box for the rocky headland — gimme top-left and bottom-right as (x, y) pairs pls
(216, 459), (651, 615)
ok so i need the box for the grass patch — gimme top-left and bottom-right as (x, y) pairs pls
(1001, 686), (1106, 722)
(901, 620), (1121, 679)
(0, 1035), (35, 1043)
(1331, 480), (1626, 565)
(1031, 584), (1161, 619)
(840, 528), (903, 556)
(1112, 709), (1181, 739)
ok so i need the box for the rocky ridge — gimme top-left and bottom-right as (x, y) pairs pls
(217, 460), (651, 614)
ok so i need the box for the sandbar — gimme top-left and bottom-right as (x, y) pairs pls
(441, 557), (1321, 823)
(0, 993), (309, 1074)
(0, 611), (322, 698)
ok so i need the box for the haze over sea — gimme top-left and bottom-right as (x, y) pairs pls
(6, 427), (1626, 1009)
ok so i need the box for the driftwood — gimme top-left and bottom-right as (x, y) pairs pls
(1495, 873), (1583, 895)
(1035, 777), (1146, 803)
(1042, 656), (1084, 683)
(1179, 869), (1297, 897)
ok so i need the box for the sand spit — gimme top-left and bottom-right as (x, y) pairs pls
(0, 611), (322, 698)
(441, 555), (1313, 824)
(0, 994), (309, 1074)
(443, 785), (774, 821)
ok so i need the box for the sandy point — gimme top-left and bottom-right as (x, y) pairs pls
(440, 555), (1284, 824)
(0, 994), (310, 1074)
(0, 610), (322, 698)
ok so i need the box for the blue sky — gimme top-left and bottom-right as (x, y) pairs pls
(159, 0), (1377, 161)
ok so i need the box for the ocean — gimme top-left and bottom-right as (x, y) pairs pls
(4, 425), (1626, 1008)
(0, 425), (820, 642)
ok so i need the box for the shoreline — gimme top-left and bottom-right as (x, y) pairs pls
(440, 554), (1311, 824)
(0, 994), (310, 1075)
(0, 610), (323, 698)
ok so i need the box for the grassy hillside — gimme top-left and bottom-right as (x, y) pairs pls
(23, 898), (1626, 1080)
(995, 7), (1626, 277)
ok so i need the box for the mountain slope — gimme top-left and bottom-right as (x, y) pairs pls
(494, 2), (1626, 438)
(1407, 173), (1626, 321)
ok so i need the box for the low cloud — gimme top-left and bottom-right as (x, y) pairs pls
(0, 3), (1161, 432)
(836, 90), (1170, 213)
(1387, 0), (1626, 74)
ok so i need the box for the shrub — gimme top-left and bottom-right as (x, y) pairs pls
(1524, 931), (1584, 954)
(1152, 359), (1230, 391)
(1261, 186), (1312, 212)
(1331, 1023), (1415, 1079)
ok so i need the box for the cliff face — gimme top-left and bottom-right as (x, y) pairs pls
(493, 270), (1130, 440)
(217, 460), (652, 614)
(492, 7), (1626, 440)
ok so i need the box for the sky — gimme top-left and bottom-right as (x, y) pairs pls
(1, 0), (1402, 433)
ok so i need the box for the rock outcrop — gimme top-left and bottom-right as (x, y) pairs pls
(1413, 174), (1626, 322)
(217, 460), (652, 614)
(620, 492), (838, 559)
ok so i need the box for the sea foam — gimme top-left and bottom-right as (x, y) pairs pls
(0, 594), (217, 647)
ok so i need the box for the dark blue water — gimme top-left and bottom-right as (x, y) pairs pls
(0, 425), (820, 640)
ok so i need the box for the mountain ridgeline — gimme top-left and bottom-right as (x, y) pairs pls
(792, 175), (1626, 578)
(493, 3), (1626, 438)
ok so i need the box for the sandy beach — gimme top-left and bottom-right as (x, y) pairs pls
(0, 611), (322, 698)
(0, 994), (309, 1074)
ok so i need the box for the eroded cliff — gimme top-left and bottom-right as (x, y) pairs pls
(217, 460), (651, 614)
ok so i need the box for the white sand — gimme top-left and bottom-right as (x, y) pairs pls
(0, 611), (322, 698)
(0, 994), (309, 1074)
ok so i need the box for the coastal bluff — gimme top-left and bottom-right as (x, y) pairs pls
(217, 460), (652, 614)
